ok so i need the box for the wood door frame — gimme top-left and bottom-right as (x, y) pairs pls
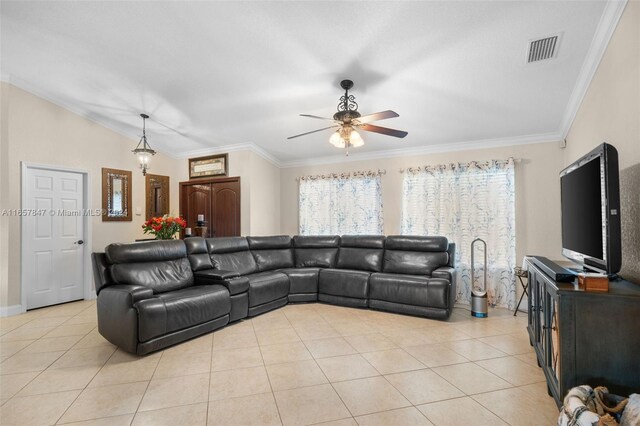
(21, 162), (94, 313)
(179, 176), (241, 237)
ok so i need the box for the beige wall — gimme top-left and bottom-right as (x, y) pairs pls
(1, 83), (184, 308)
(2, 1), (636, 311)
(0, 84), (282, 311)
(249, 152), (281, 236)
(192, 149), (280, 237)
(281, 141), (566, 267)
(565, 1), (639, 282)
(0, 84), (11, 310)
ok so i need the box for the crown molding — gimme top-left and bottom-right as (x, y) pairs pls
(558, 0), (627, 139)
(6, 0), (624, 172)
(6, 78), (284, 166)
(176, 143), (282, 167)
(5, 77), (156, 147)
(2, 75), (568, 170)
(278, 133), (562, 168)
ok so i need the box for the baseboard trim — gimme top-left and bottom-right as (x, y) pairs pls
(0, 304), (26, 317)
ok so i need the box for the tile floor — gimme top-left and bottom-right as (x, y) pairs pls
(0, 300), (559, 425)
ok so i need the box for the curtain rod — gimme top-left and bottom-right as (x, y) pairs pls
(297, 169), (386, 181)
(399, 158), (521, 173)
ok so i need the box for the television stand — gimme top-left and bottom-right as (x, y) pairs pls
(526, 257), (640, 408)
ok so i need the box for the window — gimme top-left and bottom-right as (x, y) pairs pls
(299, 172), (384, 235)
(401, 159), (516, 309)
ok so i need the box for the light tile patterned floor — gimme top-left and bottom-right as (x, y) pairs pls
(0, 300), (559, 425)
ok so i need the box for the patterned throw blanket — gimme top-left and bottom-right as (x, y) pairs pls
(558, 386), (640, 426)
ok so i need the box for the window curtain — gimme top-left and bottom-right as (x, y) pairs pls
(299, 171), (384, 235)
(401, 159), (516, 309)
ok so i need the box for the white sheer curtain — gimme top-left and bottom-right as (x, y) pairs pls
(401, 159), (516, 309)
(299, 171), (384, 235)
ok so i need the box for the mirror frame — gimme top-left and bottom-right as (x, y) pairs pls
(102, 167), (132, 222)
(145, 174), (170, 220)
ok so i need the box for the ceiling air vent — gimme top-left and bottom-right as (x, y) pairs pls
(527, 35), (559, 63)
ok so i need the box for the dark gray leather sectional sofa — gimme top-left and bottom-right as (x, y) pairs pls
(92, 235), (456, 354)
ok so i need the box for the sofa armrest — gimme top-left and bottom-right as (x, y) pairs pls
(432, 266), (455, 283)
(96, 284), (155, 354)
(193, 270), (248, 295)
(193, 269), (241, 286)
(195, 269), (241, 281)
(432, 266), (457, 317)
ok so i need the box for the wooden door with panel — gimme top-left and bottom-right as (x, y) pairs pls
(210, 178), (241, 237)
(180, 183), (212, 237)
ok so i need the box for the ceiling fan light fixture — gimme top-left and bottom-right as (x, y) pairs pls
(288, 79), (406, 155)
(349, 130), (364, 147)
(329, 131), (346, 148)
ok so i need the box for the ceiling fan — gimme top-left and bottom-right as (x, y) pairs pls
(288, 80), (407, 154)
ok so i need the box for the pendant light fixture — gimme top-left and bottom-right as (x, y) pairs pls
(132, 113), (156, 176)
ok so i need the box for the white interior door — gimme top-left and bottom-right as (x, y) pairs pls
(23, 167), (85, 309)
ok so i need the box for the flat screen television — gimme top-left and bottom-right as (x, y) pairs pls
(560, 143), (621, 274)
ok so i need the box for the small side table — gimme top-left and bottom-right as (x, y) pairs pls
(194, 226), (208, 238)
(514, 266), (529, 316)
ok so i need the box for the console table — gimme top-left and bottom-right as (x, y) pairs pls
(526, 257), (640, 408)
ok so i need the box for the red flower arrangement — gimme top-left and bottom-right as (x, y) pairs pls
(142, 215), (187, 240)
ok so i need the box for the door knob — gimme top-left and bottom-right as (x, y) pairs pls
(74, 240), (84, 245)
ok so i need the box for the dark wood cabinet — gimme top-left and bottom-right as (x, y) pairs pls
(179, 177), (240, 238)
(527, 258), (640, 408)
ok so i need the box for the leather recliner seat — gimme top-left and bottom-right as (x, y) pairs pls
(185, 237), (249, 322)
(369, 236), (456, 320)
(92, 240), (230, 355)
(281, 235), (341, 302)
(245, 236), (292, 316)
(318, 235), (385, 308)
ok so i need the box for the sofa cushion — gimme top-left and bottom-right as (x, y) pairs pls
(383, 251), (449, 276)
(280, 268), (319, 294)
(318, 269), (371, 300)
(206, 237), (258, 276)
(134, 284), (230, 342)
(340, 235), (385, 249)
(92, 252), (113, 295)
(106, 239), (187, 264)
(248, 236), (294, 271)
(384, 236), (449, 252)
(207, 237), (250, 253)
(246, 271), (290, 307)
(185, 237), (213, 271)
(383, 236), (449, 275)
(335, 236), (384, 272)
(110, 259), (194, 294)
(293, 236), (339, 268)
(369, 273), (449, 309)
(106, 240), (193, 294)
(247, 236), (292, 250)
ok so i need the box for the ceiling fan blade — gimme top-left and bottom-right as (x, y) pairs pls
(287, 125), (339, 140)
(360, 123), (408, 138)
(356, 110), (399, 124)
(300, 114), (335, 121)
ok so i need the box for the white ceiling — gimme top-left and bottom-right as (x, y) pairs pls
(0, 1), (624, 166)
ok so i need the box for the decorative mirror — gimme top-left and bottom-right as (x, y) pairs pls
(145, 174), (170, 220)
(102, 168), (132, 221)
